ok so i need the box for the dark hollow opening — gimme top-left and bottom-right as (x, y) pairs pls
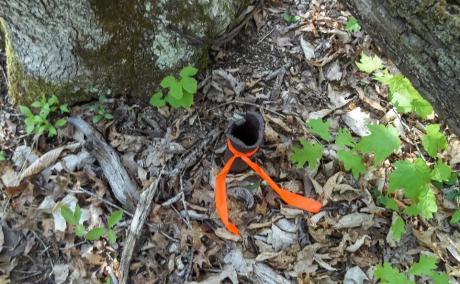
(230, 115), (260, 146)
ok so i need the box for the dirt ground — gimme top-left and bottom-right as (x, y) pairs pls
(1, 0), (460, 283)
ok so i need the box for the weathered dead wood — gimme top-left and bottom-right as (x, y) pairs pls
(68, 116), (139, 210)
(119, 172), (163, 284)
(167, 128), (220, 185)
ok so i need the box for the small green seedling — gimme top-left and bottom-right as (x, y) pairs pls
(344, 16), (361, 32)
(86, 210), (123, 245)
(290, 139), (323, 170)
(150, 66), (198, 109)
(19, 95), (69, 138)
(0, 151), (5, 161)
(283, 14), (300, 24)
(90, 96), (113, 123)
(61, 204), (123, 245)
(61, 204), (85, 237)
(374, 254), (449, 284)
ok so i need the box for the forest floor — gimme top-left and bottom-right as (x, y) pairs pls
(1, 0), (460, 283)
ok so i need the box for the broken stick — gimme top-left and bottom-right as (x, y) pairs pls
(119, 172), (163, 284)
(68, 116), (140, 210)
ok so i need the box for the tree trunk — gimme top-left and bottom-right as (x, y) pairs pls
(0, 0), (251, 105)
(342, 0), (460, 136)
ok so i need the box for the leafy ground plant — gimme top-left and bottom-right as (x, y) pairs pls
(150, 66), (198, 109)
(0, 151), (5, 161)
(356, 52), (433, 118)
(374, 254), (449, 284)
(19, 95), (69, 137)
(344, 16), (360, 32)
(61, 204), (123, 245)
(283, 14), (300, 24)
(91, 95), (113, 123)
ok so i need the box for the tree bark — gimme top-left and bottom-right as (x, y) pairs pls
(0, 0), (251, 105)
(342, 0), (460, 136)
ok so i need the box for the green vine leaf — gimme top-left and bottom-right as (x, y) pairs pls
(337, 150), (365, 179)
(356, 124), (400, 165)
(421, 124), (447, 158)
(431, 160), (452, 183)
(307, 118), (331, 141)
(390, 216), (405, 242)
(388, 158), (431, 199)
(355, 53), (383, 74)
(290, 139), (323, 170)
(335, 128), (355, 148)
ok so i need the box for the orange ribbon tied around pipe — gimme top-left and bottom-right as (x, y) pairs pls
(215, 139), (323, 236)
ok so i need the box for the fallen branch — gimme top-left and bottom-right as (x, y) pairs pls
(68, 116), (139, 210)
(119, 171), (163, 284)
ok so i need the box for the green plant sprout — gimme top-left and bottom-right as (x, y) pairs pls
(150, 66), (198, 109)
(19, 95), (69, 138)
(283, 14), (300, 24)
(61, 204), (123, 245)
(344, 16), (361, 32)
(356, 52), (433, 118)
(374, 254), (449, 284)
(91, 95), (114, 123)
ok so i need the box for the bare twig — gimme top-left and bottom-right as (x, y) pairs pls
(119, 170), (164, 284)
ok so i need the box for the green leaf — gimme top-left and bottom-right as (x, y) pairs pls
(19, 105), (33, 117)
(412, 98), (433, 118)
(388, 158), (431, 199)
(107, 210), (123, 228)
(307, 118), (331, 141)
(31, 101), (42, 108)
(355, 53), (383, 74)
(165, 94), (182, 109)
(344, 16), (360, 32)
(168, 81), (183, 99)
(54, 118), (67, 128)
(150, 91), (166, 107)
(335, 128), (355, 148)
(290, 139), (323, 170)
(180, 66), (198, 78)
(0, 151), (5, 162)
(104, 113), (113, 120)
(450, 209), (460, 224)
(60, 104), (70, 113)
(75, 224), (85, 237)
(61, 206), (77, 225)
(431, 160), (452, 183)
(180, 91), (194, 108)
(48, 95), (58, 106)
(107, 229), (116, 245)
(74, 204), (81, 223)
(160, 75), (176, 88)
(337, 150), (366, 179)
(416, 186), (438, 219)
(26, 122), (35, 134)
(93, 115), (103, 124)
(374, 263), (415, 284)
(181, 77), (197, 94)
(432, 272), (450, 284)
(378, 74), (433, 117)
(422, 124), (447, 158)
(409, 254), (438, 276)
(47, 125), (57, 137)
(86, 227), (106, 241)
(40, 103), (50, 118)
(378, 195), (399, 211)
(283, 14), (300, 24)
(390, 216), (405, 242)
(356, 124), (400, 165)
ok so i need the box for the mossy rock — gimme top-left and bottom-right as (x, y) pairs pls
(0, 0), (251, 105)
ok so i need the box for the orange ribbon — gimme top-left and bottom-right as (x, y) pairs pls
(215, 139), (323, 235)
